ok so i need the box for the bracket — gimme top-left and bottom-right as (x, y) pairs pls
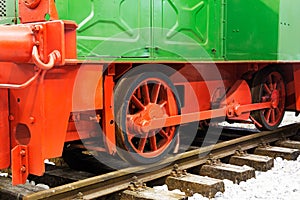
(12, 145), (29, 185)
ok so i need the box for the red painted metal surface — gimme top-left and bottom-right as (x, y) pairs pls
(293, 64), (300, 110)
(0, 25), (34, 63)
(9, 67), (78, 185)
(30, 20), (77, 65)
(11, 145), (29, 185)
(138, 100), (274, 133)
(102, 74), (116, 154)
(72, 64), (104, 112)
(220, 80), (251, 120)
(0, 20), (76, 66)
(19, 0), (58, 23)
(0, 15), (77, 184)
(0, 89), (10, 169)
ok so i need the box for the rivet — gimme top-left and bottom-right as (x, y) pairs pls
(20, 150), (26, 157)
(8, 115), (14, 121)
(29, 116), (35, 124)
(20, 166), (26, 173)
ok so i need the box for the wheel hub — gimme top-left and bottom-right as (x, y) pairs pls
(128, 103), (167, 135)
(271, 89), (279, 108)
(148, 104), (166, 119)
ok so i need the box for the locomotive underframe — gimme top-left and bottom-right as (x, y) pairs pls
(1, 59), (299, 184)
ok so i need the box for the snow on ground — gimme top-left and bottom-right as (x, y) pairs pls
(189, 156), (300, 200)
(155, 111), (300, 200)
(280, 111), (300, 126)
(189, 112), (300, 200)
(153, 156), (300, 199)
(0, 172), (8, 177)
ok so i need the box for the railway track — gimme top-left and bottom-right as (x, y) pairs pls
(1, 123), (300, 200)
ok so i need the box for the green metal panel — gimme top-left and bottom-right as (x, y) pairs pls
(225, 0), (279, 60)
(278, 0), (300, 60)
(0, 0), (16, 24)
(56, 0), (151, 59)
(2, 0), (300, 62)
(56, 0), (223, 61)
(152, 0), (222, 61)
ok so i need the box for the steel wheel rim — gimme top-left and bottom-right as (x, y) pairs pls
(125, 78), (178, 158)
(259, 71), (285, 126)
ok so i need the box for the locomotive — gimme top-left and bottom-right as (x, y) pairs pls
(1, 0), (300, 185)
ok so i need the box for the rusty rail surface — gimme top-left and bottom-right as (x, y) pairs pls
(23, 123), (300, 200)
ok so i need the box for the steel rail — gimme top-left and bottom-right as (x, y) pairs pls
(23, 123), (300, 200)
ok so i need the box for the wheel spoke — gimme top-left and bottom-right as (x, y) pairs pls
(263, 83), (272, 94)
(142, 83), (150, 105)
(138, 134), (148, 152)
(131, 95), (145, 110)
(149, 134), (157, 151)
(160, 101), (167, 108)
(136, 87), (142, 99)
(275, 107), (280, 114)
(151, 83), (161, 103)
(271, 109), (276, 123)
(264, 109), (271, 122)
(268, 74), (274, 90)
(159, 129), (169, 140)
(273, 82), (277, 91)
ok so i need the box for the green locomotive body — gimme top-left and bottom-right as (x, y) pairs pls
(54, 0), (300, 61)
(2, 0), (299, 61)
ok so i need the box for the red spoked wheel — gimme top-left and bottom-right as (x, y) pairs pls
(114, 71), (180, 164)
(251, 68), (286, 131)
